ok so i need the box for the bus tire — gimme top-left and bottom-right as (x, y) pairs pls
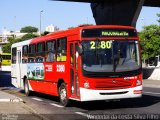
(59, 83), (70, 107)
(24, 79), (31, 96)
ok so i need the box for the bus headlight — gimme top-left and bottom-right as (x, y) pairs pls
(136, 80), (141, 86)
(84, 82), (89, 88)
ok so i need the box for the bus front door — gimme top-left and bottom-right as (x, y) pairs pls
(16, 50), (22, 88)
(70, 42), (80, 99)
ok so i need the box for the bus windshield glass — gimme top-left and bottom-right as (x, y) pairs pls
(82, 40), (141, 73)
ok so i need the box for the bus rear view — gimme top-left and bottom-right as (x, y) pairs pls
(78, 26), (142, 101)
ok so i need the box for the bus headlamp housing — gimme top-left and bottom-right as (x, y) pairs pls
(84, 82), (89, 88)
(136, 80), (141, 86)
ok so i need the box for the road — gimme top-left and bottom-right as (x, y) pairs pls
(0, 72), (160, 120)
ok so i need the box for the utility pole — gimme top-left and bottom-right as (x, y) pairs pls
(40, 10), (43, 35)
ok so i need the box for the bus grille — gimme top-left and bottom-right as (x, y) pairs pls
(95, 80), (132, 89)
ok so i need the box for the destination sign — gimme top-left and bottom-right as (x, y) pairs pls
(82, 28), (137, 38)
(101, 31), (129, 36)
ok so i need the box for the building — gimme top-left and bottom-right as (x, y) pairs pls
(0, 29), (27, 53)
(0, 35), (9, 53)
(45, 24), (59, 33)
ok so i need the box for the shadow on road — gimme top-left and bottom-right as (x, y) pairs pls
(27, 92), (60, 103)
(26, 91), (160, 110)
(69, 94), (160, 110)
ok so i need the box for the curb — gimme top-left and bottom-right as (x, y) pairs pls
(22, 102), (50, 120)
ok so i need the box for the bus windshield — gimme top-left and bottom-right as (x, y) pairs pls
(82, 40), (141, 73)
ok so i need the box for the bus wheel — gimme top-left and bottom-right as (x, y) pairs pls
(24, 80), (30, 96)
(59, 83), (70, 107)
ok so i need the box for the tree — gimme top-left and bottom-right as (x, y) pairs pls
(20, 26), (38, 33)
(2, 37), (18, 53)
(68, 24), (94, 29)
(21, 34), (39, 41)
(139, 24), (160, 61)
(157, 13), (160, 24)
(78, 24), (94, 27)
(2, 43), (11, 53)
(41, 31), (50, 36)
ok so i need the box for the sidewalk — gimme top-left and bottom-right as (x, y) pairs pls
(0, 90), (44, 120)
(0, 90), (23, 102)
(143, 79), (160, 88)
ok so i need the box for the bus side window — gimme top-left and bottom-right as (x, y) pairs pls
(28, 44), (36, 63)
(22, 45), (28, 63)
(12, 48), (17, 64)
(36, 42), (45, 63)
(46, 40), (56, 62)
(57, 37), (67, 62)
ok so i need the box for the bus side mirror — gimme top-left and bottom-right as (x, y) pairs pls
(78, 45), (83, 56)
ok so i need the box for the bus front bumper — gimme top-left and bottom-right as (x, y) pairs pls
(80, 85), (142, 101)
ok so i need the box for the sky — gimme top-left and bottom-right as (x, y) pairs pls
(0, 0), (160, 33)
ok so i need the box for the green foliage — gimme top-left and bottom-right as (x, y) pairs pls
(41, 31), (50, 36)
(21, 34), (39, 41)
(2, 37), (18, 53)
(139, 24), (160, 60)
(20, 26), (38, 33)
(157, 13), (160, 24)
(2, 43), (11, 53)
(78, 24), (94, 27)
(68, 24), (94, 29)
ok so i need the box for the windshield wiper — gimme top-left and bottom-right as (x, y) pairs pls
(96, 39), (104, 67)
(95, 39), (101, 64)
(113, 55), (120, 72)
(113, 43), (120, 72)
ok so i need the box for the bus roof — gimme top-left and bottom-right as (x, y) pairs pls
(11, 25), (136, 46)
(11, 39), (32, 48)
(31, 25), (136, 44)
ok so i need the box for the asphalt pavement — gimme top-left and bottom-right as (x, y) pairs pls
(143, 79), (160, 88)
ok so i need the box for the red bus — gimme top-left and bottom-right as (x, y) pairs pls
(11, 25), (142, 106)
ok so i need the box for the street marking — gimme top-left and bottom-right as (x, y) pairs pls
(0, 98), (23, 102)
(143, 91), (160, 95)
(0, 99), (10, 102)
(50, 103), (64, 108)
(32, 98), (43, 101)
(75, 112), (88, 117)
